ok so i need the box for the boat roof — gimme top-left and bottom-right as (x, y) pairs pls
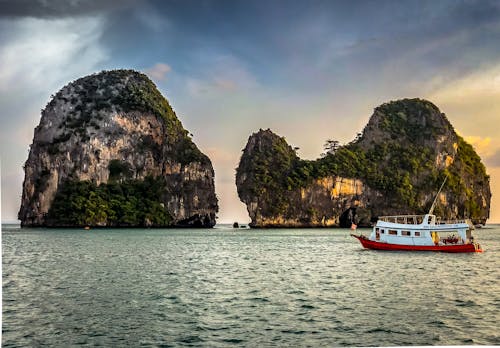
(376, 214), (470, 228)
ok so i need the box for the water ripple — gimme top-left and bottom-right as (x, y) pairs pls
(2, 226), (500, 346)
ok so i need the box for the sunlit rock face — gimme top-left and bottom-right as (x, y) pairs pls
(19, 69), (218, 227)
(236, 99), (490, 227)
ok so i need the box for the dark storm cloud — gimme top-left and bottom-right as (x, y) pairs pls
(0, 0), (139, 18)
(448, 0), (500, 26)
(133, 0), (500, 83)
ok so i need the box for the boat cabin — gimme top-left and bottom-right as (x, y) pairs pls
(370, 214), (474, 246)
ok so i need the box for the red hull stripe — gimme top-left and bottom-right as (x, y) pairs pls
(351, 235), (482, 253)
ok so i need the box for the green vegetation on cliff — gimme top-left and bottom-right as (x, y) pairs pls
(47, 176), (172, 227)
(50, 69), (183, 133)
(236, 130), (299, 216)
(443, 135), (489, 218)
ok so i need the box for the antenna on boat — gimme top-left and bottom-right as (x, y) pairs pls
(428, 176), (448, 215)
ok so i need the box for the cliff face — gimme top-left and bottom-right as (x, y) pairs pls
(236, 99), (490, 227)
(19, 69), (218, 227)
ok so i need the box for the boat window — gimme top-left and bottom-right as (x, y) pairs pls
(388, 230), (397, 235)
(380, 229), (385, 234)
(415, 231), (421, 237)
(375, 228), (379, 233)
(401, 231), (411, 236)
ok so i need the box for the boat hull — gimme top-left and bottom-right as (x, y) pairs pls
(351, 235), (482, 253)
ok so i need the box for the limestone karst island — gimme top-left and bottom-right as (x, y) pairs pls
(19, 70), (490, 228)
(19, 70), (218, 227)
(236, 99), (491, 228)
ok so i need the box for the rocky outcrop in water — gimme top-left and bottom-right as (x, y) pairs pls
(19, 69), (218, 227)
(236, 99), (490, 227)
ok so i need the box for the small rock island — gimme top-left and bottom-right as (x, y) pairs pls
(19, 69), (218, 227)
(236, 99), (491, 228)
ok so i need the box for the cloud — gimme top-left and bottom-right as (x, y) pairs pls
(429, 63), (500, 105)
(425, 63), (500, 142)
(486, 150), (500, 168)
(186, 78), (238, 96)
(463, 136), (493, 157)
(133, 4), (170, 33)
(0, 0), (137, 18)
(0, 17), (107, 93)
(0, 16), (108, 137)
(185, 54), (257, 97)
(145, 62), (171, 81)
(214, 79), (237, 92)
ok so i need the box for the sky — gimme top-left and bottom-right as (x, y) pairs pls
(1, 0), (500, 223)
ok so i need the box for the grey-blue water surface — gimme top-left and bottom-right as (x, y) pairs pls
(2, 224), (499, 347)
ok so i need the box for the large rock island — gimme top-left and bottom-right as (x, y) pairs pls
(19, 69), (218, 227)
(236, 99), (490, 228)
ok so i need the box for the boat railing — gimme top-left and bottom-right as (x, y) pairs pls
(378, 215), (467, 225)
(377, 215), (425, 224)
(436, 218), (467, 224)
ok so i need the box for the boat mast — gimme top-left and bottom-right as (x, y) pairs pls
(428, 176), (448, 215)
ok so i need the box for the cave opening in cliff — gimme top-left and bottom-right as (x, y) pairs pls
(339, 208), (357, 228)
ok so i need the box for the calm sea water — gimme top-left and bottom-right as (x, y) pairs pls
(2, 224), (499, 347)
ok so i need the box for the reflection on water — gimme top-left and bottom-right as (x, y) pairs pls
(2, 225), (500, 346)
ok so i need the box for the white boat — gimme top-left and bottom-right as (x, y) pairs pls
(351, 178), (483, 252)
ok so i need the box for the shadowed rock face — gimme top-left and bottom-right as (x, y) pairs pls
(19, 69), (218, 227)
(236, 99), (490, 228)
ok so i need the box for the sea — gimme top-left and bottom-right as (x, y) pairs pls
(2, 224), (499, 347)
